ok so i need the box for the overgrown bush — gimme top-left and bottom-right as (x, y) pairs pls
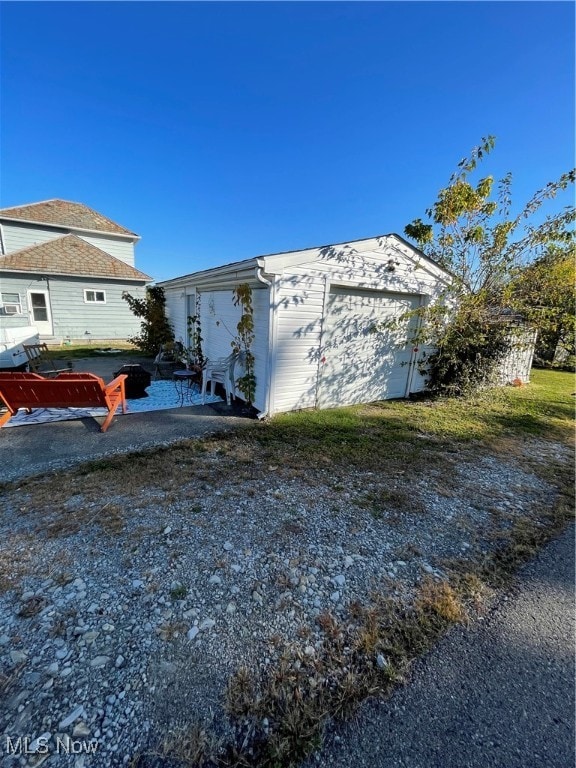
(122, 286), (174, 356)
(422, 305), (512, 397)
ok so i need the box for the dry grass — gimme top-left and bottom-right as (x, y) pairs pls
(156, 722), (220, 767)
(1, 370), (572, 768)
(157, 622), (188, 642)
(357, 487), (425, 522)
(416, 580), (467, 624)
(17, 595), (47, 618)
(36, 500), (127, 540)
(0, 533), (45, 593)
(0, 662), (25, 698)
(217, 582), (466, 767)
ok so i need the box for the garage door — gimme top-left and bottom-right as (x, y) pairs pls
(317, 288), (422, 408)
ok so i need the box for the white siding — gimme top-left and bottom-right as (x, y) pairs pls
(318, 289), (422, 407)
(158, 236), (450, 416)
(272, 269), (326, 412)
(200, 290), (243, 360)
(198, 288), (269, 412)
(163, 285), (188, 345)
(271, 242), (445, 413)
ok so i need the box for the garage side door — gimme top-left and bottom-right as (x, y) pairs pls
(318, 288), (421, 408)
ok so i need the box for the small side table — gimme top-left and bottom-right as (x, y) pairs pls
(173, 368), (201, 406)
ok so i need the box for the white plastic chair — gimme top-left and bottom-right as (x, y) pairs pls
(201, 352), (239, 405)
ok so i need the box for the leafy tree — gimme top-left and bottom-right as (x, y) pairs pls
(122, 286), (174, 356)
(510, 243), (575, 364)
(403, 136), (575, 395)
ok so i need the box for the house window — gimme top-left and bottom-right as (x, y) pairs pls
(1, 292), (22, 314)
(84, 289), (106, 304)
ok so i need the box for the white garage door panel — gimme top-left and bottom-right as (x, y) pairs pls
(318, 288), (421, 408)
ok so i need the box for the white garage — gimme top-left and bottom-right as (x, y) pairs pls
(159, 234), (451, 417)
(318, 288), (424, 408)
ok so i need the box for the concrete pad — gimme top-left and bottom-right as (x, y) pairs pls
(0, 355), (252, 483)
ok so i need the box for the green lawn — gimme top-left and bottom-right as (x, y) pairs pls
(45, 343), (143, 359)
(253, 369), (575, 471)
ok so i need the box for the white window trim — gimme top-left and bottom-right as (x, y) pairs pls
(1, 292), (23, 314)
(83, 289), (107, 304)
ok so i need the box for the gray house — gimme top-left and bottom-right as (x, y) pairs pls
(0, 199), (152, 343)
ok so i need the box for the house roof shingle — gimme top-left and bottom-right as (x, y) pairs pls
(0, 199), (139, 237)
(0, 235), (151, 281)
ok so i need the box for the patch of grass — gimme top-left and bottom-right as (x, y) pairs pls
(157, 622), (188, 642)
(358, 488), (423, 520)
(40, 502), (126, 539)
(215, 579), (467, 768)
(44, 343), (141, 359)
(18, 595), (47, 618)
(159, 722), (219, 767)
(170, 585), (188, 601)
(416, 580), (467, 624)
(251, 369), (574, 473)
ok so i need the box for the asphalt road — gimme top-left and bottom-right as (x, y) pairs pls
(311, 523), (575, 768)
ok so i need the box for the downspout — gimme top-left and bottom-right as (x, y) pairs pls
(256, 267), (275, 419)
(0, 223), (5, 255)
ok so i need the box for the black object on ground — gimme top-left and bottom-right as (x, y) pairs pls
(113, 364), (151, 399)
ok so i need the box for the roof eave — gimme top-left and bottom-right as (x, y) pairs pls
(0, 267), (151, 282)
(158, 258), (260, 289)
(0, 215), (140, 241)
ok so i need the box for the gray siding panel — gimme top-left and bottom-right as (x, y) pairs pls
(2, 222), (64, 253)
(48, 277), (145, 340)
(0, 274), (39, 329)
(1, 222), (135, 265)
(0, 272), (145, 340)
(80, 235), (135, 266)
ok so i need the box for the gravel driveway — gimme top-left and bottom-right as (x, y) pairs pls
(0, 426), (572, 767)
(307, 523), (575, 768)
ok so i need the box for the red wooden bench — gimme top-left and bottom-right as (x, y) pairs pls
(0, 372), (127, 432)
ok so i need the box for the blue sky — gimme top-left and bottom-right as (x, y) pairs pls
(1, 1), (574, 282)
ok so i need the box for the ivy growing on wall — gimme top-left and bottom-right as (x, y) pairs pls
(186, 293), (205, 367)
(232, 283), (256, 405)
